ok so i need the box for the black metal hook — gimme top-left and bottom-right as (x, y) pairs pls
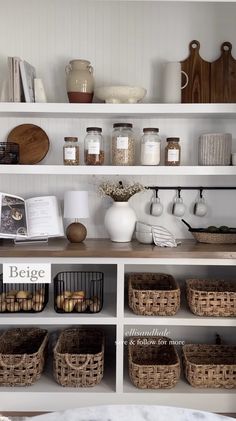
(177, 187), (181, 198)
(199, 188), (203, 198)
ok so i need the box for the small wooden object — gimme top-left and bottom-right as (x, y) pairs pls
(66, 222), (87, 243)
(181, 40), (210, 103)
(211, 42), (236, 103)
(7, 123), (49, 164)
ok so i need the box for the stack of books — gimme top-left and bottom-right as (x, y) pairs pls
(8, 57), (36, 102)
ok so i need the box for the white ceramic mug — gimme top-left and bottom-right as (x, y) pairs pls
(172, 197), (186, 217)
(163, 62), (188, 103)
(194, 197), (208, 217)
(150, 196), (163, 217)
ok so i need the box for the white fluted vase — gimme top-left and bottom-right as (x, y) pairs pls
(104, 201), (137, 242)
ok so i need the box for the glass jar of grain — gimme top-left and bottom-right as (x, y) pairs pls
(112, 123), (135, 166)
(63, 137), (80, 165)
(84, 127), (104, 165)
(165, 137), (181, 166)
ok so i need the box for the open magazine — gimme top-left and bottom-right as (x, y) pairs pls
(0, 193), (64, 239)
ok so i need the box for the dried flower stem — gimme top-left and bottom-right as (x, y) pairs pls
(99, 180), (144, 202)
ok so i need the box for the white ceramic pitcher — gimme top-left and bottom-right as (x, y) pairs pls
(163, 62), (188, 103)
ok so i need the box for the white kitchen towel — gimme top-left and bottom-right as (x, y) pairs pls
(152, 225), (180, 247)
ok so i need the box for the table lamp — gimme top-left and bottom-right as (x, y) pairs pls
(64, 191), (89, 243)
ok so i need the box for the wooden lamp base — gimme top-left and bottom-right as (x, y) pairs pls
(66, 222), (87, 243)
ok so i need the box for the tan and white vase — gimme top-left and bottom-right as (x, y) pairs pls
(198, 133), (232, 166)
(65, 59), (94, 103)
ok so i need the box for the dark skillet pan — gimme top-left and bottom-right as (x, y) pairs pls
(182, 220), (206, 232)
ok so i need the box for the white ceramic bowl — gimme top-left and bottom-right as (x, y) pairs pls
(95, 86), (147, 104)
(136, 221), (152, 233)
(136, 231), (153, 244)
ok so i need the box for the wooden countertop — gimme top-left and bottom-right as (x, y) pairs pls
(0, 238), (236, 259)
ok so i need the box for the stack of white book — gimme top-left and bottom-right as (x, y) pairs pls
(8, 57), (36, 102)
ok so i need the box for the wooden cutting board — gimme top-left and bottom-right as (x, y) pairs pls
(7, 124), (50, 164)
(211, 42), (236, 103)
(181, 40), (211, 103)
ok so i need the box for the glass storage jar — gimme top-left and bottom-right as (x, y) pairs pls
(112, 123), (135, 166)
(84, 127), (104, 165)
(141, 128), (161, 165)
(63, 137), (80, 165)
(165, 137), (181, 166)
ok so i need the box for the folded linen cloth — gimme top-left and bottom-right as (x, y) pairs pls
(136, 221), (180, 247)
(152, 225), (180, 247)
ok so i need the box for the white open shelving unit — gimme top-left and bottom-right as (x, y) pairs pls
(1, 0), (236, 415)
(0, 104), (236, 412)
(0, 106), (236, 412)
(0, 257), (236, 412)
(1, 102), (236, 118)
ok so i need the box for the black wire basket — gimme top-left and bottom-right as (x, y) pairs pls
(0, 277), (49, 313)
(0, 142), (19, 164)
(54, 271), (104, 314)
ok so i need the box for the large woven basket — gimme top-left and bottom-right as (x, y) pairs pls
(186, 279), (236, 317)
(128, 336), (180, 389)
(183, 344), (236, 388)
(128, 273), (180, 316)
(192, 231), (236, 244)
(0, 328), (48, 387)
(53, 328), (104, 387)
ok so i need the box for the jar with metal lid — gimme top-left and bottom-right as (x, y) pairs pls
(84, 127), (104, 165)
(165, 137), (181, 166)
(112, 123), (135, 166)
(63, 137), (80, 165)
(141, 128), (161, 165)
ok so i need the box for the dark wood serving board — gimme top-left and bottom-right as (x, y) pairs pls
(7, 124), (50, 164)
(181, 40), (211, 103)
(211, 42), (236, 103)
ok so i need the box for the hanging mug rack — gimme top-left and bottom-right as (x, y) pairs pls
(146, 186), (236, 192)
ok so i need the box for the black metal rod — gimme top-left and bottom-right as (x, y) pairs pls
(146, 186), (236, 191)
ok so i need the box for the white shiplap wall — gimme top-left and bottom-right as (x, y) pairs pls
(0, 0), (236, 238)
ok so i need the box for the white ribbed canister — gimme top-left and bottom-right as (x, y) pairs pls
(198, 133), (232, 166)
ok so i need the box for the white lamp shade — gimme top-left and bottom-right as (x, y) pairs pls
(64, 191), (89, 219)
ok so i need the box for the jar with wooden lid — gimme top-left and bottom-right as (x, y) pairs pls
(165, 137), (181, 166)
(84, 127), (104, 165)
(63, 137), (80, 165)
(112, 123), (135, 166)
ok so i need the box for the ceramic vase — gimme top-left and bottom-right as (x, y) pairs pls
(65, 59), (94, 103)
(104, 201), (137, 242)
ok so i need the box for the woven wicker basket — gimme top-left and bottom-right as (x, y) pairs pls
(53, 328), (104, 387)
(186, 279), (236, 317)
(192, 231), (236, 244)
(0, 328), (48, 387)
(128, 336), (180, 389)
(183, 344), (236, 388)
(128, 273), (180, 316)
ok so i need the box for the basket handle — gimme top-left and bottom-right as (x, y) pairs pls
(0, 354), (26, 368)
(65, 354), (91, 370)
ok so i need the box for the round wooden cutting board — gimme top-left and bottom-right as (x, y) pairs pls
(7, 123), (50, 164)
